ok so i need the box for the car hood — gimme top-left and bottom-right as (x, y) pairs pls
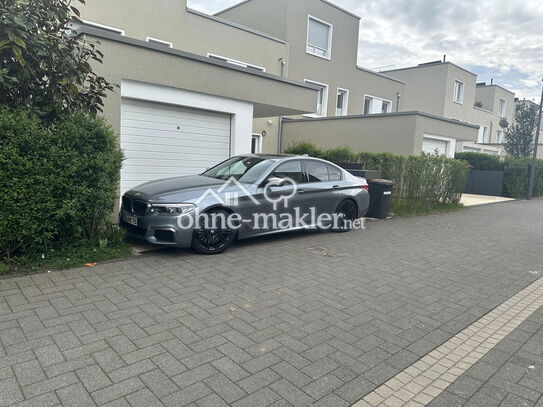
(125, 175), (231, 203)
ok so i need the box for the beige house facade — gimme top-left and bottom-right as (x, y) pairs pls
(216, 0), (494, 158)
(74, 0), (318, 195)
(78, 0), (523, 174)
(383, 61), (515, 156)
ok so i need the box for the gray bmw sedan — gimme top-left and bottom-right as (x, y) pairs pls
(120, 155), (369, 254)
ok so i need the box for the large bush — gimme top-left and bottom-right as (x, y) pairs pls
(0, 107), (123, 260)
(454, 152), (504, 171)
(285, 141), (470, 209)
(454, 151), (543, 199)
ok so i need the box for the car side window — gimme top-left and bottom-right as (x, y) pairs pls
(270, 160), (304, 184)
(327, 165), (342, 182)
(306, 161), (330, 183)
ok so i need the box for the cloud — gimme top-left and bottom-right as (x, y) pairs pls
(188, 0), (543, 100)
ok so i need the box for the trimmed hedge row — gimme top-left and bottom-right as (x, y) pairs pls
(285, 141), (470, 209)
(0, 107), (124, 260)
(454, 152), (543, 198)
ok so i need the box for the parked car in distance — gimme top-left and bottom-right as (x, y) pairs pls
(120, 155), (369, 254)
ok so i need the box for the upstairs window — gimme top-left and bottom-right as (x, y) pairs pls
(364, 95), (392, 114)
(478, 126), (489, 143)
(496, 130), (504, 143)
(336, 88), (349, 116)
(453, 80), (464, 104)
(307, 16), (332, 59)
(498, 99), (507, 117)
(305, 80), (328, 117)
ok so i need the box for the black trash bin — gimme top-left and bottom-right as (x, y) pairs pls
(367, 179), (394, 219)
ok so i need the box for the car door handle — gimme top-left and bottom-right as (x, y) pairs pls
(332, 185), (340, 190)
(297, 189), (306, 194)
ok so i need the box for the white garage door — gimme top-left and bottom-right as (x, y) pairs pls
(422, 138), (448, 156)
(120, 99), (231, 194)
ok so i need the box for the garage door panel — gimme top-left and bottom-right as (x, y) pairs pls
(122, 140), (229, 154)
(122, 99), (230, 124)
(422, 138), (448, 156)
(121, 114), (230, 132)
(123, 156), (229, 168)
(121, 125), (230, 140)
(120, 98), (231, 194)
(124, 150), (229, 161)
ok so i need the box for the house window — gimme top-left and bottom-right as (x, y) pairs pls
(81, 20), (124, 35)
(147, 37), (172, 48)
(381, 101), (391, 113)
(304, 80), (328, 117)
(307, 16), (332, 59)
(453, 80), (464, 104)
(478, 126), (489, 143)
(251, 134), (262, 153)
(207, 53), (266, 72)
(363, 95), (392, 115)
(496, 130), (504, 143)
(498, 99), (507, 117)
(336, 88), (349, 116)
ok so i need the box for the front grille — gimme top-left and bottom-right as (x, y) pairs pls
(122, 195), (149, 216)
(132, 200), (149, 216)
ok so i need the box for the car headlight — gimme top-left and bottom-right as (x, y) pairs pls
(150, 203), (196, 216)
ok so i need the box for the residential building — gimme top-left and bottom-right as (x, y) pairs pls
(482, 98), (543, 158)
(382, 62), (515, 155)
(74, 0), (318, 197)
(216, 0), (481, 157)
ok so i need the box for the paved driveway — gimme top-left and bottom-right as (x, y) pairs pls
(1, 200), (542, 407)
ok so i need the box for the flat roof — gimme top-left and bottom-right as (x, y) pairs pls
(383, 61), (478, 77)
(476, 83), (515, 96)
(356, 66), (405, 85)
(214, 0), (361, 20)
(73, 23), (318, 92)
(282, 111), (480, 129)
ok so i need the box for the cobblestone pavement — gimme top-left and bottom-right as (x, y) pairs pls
(1, 199), (542, 407)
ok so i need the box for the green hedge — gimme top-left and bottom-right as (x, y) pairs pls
(0, 107), (124, 260)
(454, 151), (543, 199)
(454, 152), (505, 171)
(285, 141), (470, 210)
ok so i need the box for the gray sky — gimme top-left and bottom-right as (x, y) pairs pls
(188, 0), (543, 101)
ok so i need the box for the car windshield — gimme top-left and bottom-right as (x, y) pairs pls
(202, 156), (274, 183)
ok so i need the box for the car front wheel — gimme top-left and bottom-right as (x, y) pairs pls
(191, 209), (236, 254)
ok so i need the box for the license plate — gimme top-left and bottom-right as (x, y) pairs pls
(122, 212), (138, 226)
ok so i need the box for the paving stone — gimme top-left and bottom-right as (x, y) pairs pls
(140, 368), (178, 398)
(56, 383), (96, 407)
(0, 377), (24, 406)
(125, 388), (162, 407)
(76, 364), (112, 393)
(204, 373), (247, 404)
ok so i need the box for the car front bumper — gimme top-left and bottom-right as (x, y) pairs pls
(119, 209), (196, 248)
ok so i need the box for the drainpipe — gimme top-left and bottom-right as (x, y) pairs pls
(279, 58), (286, 77)
(489, 121), (493, 143)
(396, 92), (401, 112)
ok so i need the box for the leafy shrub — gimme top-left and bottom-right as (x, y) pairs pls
(285, 140), (324, 157)
(0, 107), (124, 260)
(285, 142), (470, 210)
(502, 157), (543, 199)
(454, 152), (504, 171)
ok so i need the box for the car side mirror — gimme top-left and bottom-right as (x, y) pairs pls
(264, 177), (287, 188)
